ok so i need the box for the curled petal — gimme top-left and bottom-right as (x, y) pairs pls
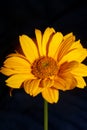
(42, 87), (59, 103)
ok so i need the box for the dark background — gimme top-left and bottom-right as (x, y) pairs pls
(0, 0), (87, 130)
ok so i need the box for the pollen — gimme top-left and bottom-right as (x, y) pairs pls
(31, 57), (58, 79)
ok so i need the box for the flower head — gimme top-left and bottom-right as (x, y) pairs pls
(1, 27), (87, 103)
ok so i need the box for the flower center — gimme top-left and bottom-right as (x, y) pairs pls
(31, 57), (58, 78)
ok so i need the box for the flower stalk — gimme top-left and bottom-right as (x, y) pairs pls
(44, 99), (48, 130)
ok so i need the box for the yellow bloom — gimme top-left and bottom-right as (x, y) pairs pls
(1, 27), (87, 103)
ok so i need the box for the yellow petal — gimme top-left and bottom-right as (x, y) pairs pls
(61, 74), (77, 90)
(59, 61), (79, 73)
(55, 73), (77, 91)
(40, 78), (54, 88)
(59, 40), (87, 64)
(54, 76), (67, 90)
(42, 87), (59, 103)
(75, 76), (86, 88)
(57, 34), (75, 62)
(24, 79), (43, 96)
(3, 56), (30, 68)
(35, 29), (43, 56)
(42, 27), (55, 56)
(71, 39), (83, 49)
(0, 56), (32, 76)
(0, 67), (15, 76)
(6, 74), (35, 88)
(71, 63), (87, 77)
(7, 53), (28, 60)
(48, 32), (63, 58)
(1, 67), (32, 76)
(19, 35), (39, 63)
(0, 67), (17, 76)
(69, 40), (87, 62)
(63, 32), (74, 40)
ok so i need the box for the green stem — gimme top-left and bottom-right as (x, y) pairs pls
(44, 99), (48, 130)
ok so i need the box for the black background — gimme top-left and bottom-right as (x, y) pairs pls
(0, 0), (87, 130)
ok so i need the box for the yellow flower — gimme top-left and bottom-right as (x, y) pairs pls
(1, 27), (87, 103)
